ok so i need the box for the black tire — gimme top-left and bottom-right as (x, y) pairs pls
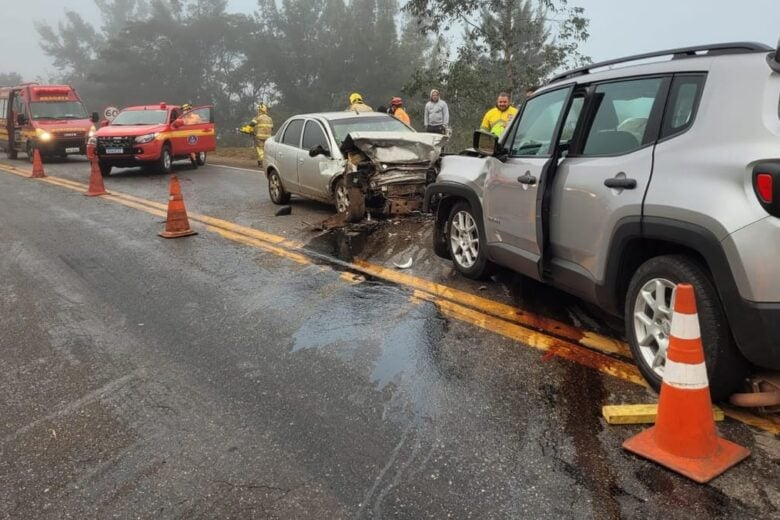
(268, 170), (290, 204)
(26, 141), (34, 163)
(195, 151), (207, 166)
(98, 161), (112, 177)
(7, 147), (17, 160)
(158, 144), (173, 174)
(625, 255), (749, 401)
(446, 200), (492, 280)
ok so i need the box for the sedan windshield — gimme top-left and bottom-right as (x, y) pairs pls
(111, 109), (168, 126)
(329, 116), (413, 145)
(30, 101), (88, 120)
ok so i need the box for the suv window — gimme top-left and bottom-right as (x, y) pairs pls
(301, 121), (329, 151)
(582, 78), (664, 156)
(282, 119), (304, 147)
(660, 74), (705, 140)
(507, 88), (570, 157)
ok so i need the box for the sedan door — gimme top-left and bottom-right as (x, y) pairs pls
(274, 118), (305, 192)
(297, 120), (341, 199)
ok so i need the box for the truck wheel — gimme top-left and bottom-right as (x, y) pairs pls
(195, 152), (207, 166)
(99, 161), (112, 177)
(158, 144), (173, 174)
(625, 254), (749, 401)
(268, 170), (290, 204)
(446, 200), (492, 280)
(6, 147), (17, 160)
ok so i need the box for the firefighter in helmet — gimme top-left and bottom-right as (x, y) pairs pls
(346, 92), (373, 113)
(241, 103), (274, 166)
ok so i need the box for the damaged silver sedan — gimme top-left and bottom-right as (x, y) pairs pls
(263, 112), (446, 221)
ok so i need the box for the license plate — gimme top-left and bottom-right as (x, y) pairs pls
(105, 148), (124, 154)
(65, 147), (80, 153)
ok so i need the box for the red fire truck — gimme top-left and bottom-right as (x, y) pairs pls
(87, 103), (215, 176)
(0, 83), (98, 161)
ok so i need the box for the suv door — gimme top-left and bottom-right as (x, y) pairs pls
(298, 119), (336, 198)
(172, 105), (216, 155)
(483, 86), (573, 280)
(548, 76), (669, 297)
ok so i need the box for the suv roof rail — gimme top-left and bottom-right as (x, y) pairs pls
(549, 42), (773, 84)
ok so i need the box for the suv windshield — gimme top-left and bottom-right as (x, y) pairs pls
(329, 116), (412, 145)
(30, 101), (88, 120)
(112, 109), (168, 126)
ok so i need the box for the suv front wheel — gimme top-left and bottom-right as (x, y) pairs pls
(625, 255), (748, 401)
(446, 201), (492, 279)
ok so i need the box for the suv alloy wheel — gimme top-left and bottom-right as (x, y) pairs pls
(625, 255), (749, 401)
(446, 201), (492, 279)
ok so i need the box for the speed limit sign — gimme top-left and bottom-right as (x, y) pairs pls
(103, 106), (119, 122)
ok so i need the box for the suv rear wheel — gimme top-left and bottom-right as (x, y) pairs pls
(625, 255), (748, 401)
(447, 201), (492, 280)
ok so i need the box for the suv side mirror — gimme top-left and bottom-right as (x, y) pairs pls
(16, 113), (27, 125)
(473, 130), (499, 157)
(91, 112), (100, 123)
(309, 144), (330, 158)
(172, 118), (184, 129)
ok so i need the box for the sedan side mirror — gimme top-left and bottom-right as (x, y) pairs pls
(309, 144), (330, 158)
(473, 130), (499, 157)
(91, 112), (100, 123)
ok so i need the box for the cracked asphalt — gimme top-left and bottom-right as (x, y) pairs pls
(0, 156), (778, 519)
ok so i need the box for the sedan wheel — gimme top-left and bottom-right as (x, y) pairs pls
(268, 170), (290, 204)
(334, 178), (350, 213)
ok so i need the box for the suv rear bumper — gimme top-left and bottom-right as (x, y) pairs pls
(728, 299), (780, 369)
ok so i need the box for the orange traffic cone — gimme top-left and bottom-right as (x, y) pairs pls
(158, 175), (197, 239)
(85, 158), (108, 197)
(623, 284), (750, 483)
(31, 148), (45, 178)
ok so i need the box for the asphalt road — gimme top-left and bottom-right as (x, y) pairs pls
(0, 156), (778, 519)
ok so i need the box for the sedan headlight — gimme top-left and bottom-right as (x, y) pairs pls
(135, 133), (158, 144)
(37, 129), (53, 142)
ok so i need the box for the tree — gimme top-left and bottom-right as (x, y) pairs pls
(0, 72), (24, 87)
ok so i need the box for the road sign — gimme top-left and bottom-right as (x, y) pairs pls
(103, 106), (119, 122)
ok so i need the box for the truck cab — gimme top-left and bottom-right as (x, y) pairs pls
(0, 83), (98, 161)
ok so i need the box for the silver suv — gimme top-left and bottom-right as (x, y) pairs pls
(424, 42), (780, 400)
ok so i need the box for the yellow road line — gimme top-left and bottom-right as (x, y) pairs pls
(2, 164), (777, 434)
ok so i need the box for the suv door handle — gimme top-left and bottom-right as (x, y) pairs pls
(604, 177), (637, 189)
(517, 172), (537, 185)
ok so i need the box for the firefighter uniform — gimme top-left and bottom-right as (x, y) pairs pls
(241, 104), (274, 165)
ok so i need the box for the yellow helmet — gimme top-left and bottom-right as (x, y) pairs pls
(257, 103), (268, 114)
(349, 92), (363, 105)
(181, 103), (193, 112)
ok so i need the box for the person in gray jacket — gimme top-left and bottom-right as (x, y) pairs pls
(424, 89), (449, 134)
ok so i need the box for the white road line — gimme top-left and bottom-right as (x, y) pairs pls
(210, 163), (262, 174)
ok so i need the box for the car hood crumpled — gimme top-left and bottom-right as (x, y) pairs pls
(340, 132), (446, 171)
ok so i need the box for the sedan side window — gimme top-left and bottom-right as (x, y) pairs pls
(282, 119), (304, 147)
(507, 88), (570, 157)
(301, 121), (329, 152)
(582, 78), (664, 156)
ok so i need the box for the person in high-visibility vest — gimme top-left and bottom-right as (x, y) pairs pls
(389, 97), (411, 126)
(240, 103), (274, 166)
(346, 92), (373, 113)
(480, 92), (518, 137)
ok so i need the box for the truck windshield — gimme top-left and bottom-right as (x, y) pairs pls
(329, 116), (413, 145)
(111, 110), (168, 126)
(30, 101), (88, 120)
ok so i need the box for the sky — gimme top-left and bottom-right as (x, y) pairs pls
(2, 0), (779, 81)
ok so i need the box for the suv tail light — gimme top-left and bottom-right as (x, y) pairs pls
(752, 164), (780, 216)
